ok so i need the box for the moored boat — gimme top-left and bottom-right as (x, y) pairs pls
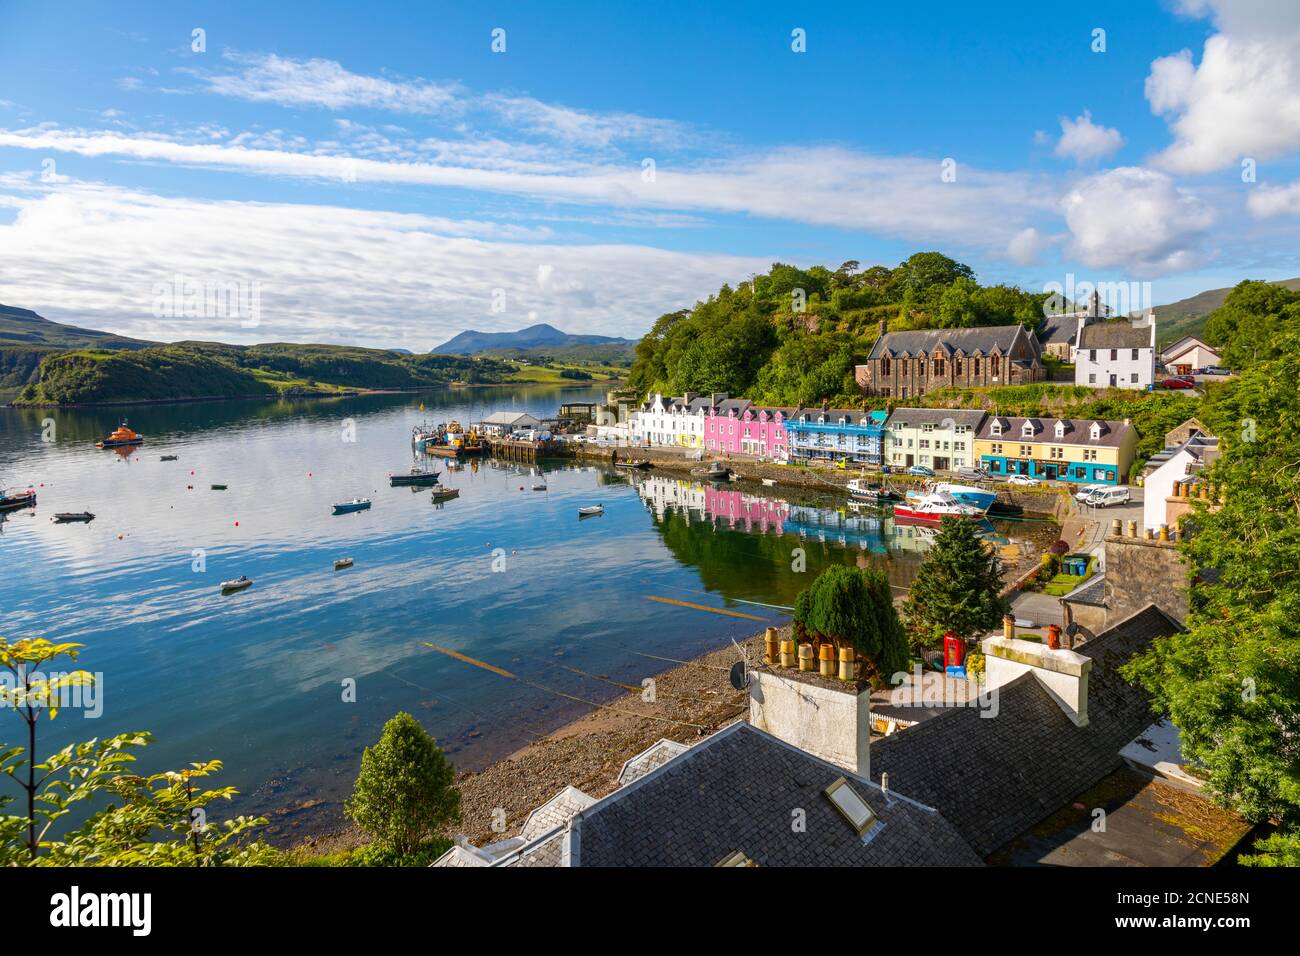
(904, 482), (996, 514)
(430, 487), (460, 502)
(334, 558), (354, 570)
(578, 504), (604, 516)
(847, 479), (900, 503)
(211, 484), (228, 491)
(96, 421), (144, 448)
(332, 498), (372, 514)
(0, 488), (37, 512)
(220, 575), (253, 593)
(160, 455), (179, 462)
(390, 469), (441, 487)
(53, 512), (95, 522)
(893, 491), (984, 522)
(615, 459), (652, 470)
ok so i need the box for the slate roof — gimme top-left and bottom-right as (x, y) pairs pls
(1077, 319), (1153, 350)
(867, 324), (1036, 360)
(869, 604), (1181, 857)
(884, 407), (988, 430)
(1037, 314), (1081, 347)
(1062, 575), (1107, 607)
(977, 416), (1132, 449)
(571, 722), (982, 866)
(618, 739), (689, 786)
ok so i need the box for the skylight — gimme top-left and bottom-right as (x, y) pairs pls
(824, 777), (877, 837)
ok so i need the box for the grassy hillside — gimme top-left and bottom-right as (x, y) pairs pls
(13, 342), (517, 405)
(1155, 277), (1300, 346)
(479, 341), (636, 366)
(0, 304), (154, 350)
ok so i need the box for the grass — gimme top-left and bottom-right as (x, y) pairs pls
(503, 360), (626, 384)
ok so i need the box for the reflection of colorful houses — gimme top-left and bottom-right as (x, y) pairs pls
(784, 408), (886, 465)
(974, 416), (1136, 486)
(704, 402), (793, 461)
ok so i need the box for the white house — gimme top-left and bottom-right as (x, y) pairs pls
(477, 411), (543, 436)
(1142, 429), (1219, 533)
(631, 393), (724, 448)
(1075, 312), (1157, 390)
(883, 407), (986, 472)
(1161, 336), (1222, 375)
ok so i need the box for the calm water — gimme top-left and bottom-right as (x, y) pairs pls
(0, 385), (1047, 840)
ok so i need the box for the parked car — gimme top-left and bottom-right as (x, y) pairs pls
(1073, 483), (1105, 503)
(1161, 376), (1195, 389)
(956, 466), (990, 481)
(907, 465), (936, 477)
(1196, 366), (1231, 376)
(1084, 486), (1131, 508)
(1006, 474), (1038, 486)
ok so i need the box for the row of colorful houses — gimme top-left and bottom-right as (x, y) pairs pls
(630, 392), (1137, 484)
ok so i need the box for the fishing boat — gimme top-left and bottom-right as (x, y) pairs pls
(904, 482), (996, 514)
(847, 479), (900, 503)
(615, 459), (652, 470)
(334, 558), (354, 570)
(160, 455), (179, 462)
(332, 498), (372, 515)
(430, 487), (460, 503)
(425, 421), (487, 458)
(96, 421), (144, 448)
(0, 488), (37, 512)
(389, 468), (441, 487)
(893, 491), (984, 522)
(220, 575), (253, 593)
(577, 504), (604, 516)
(53, 512), (95, 522)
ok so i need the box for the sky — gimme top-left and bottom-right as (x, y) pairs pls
(2, 0), (1300, 350)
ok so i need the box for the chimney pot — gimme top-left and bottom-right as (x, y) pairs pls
(1158, 524), (1169, 542)
(1003, 614), (1015, 640)
(1047, 624), (1061, 649)
(818, 643), (836, 677)
(1126, 519), (1138, 538)
(838, 646), (856, 681)
(1110, 518), (1121, 536)
(797, 643), (815, 672)
(764, 627), (780, 664)
(779, 639), (797, 668)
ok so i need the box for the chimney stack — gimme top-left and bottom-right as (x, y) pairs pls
(1003, 613), (1015, 641)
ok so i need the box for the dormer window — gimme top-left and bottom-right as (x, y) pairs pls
(1021, 421), (1035, 438)
(1054, 421), (1066, 438)
(1090, 422), (1102, 440)
(990, 421), (1002, 436)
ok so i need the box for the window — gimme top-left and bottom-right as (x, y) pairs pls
(1130, 373), (1138, 383)
(954, 441), (965, 451)
(974, 357), (981, 375)
(1021, 422), (1034, 437)
(1088, 374), (1096, 384)
(1090, 349), (1097, 362)
(1131, 348), (1139, 361)
(919, 439), (930, 449)
(990, 421), (1002, 436)
(1019, 445), (1032, 457)
(1110, 349), (1118, 361)
(881, 356), (891, 376)
(991, 443), (1003, 455)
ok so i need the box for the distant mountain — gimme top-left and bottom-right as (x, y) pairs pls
(1154, 277), (1300, 346)
(431, 322), (635, 356)
(0, 303), (154, 349)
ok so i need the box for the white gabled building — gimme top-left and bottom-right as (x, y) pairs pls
(1161, 336), (1221, 375)
(631, 393), (725, 448)
(1075, 312), (1157, 390)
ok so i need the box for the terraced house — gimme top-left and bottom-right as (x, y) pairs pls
(884, 408), (987, 472)
(703, 402), (792, 460)
(855, 322), (1044, 399)
(632, 392), (724, 448)
(784, 407), (886, 465)
(974, 416), (1137, 485)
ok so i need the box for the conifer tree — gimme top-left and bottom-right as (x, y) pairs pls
(902, 517), (1008, 654)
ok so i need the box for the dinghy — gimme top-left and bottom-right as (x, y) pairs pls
(334, 558), (354, 570)
(332, 498), (372, 515)
(220, 575), (253, 593)
(577, 504), (604, 517)
(53, 512), (95, 523)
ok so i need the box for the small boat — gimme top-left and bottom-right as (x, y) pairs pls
(221, 575), (253, 593)
(578, 505), (604, 517)
(334, 558), (354, 570)
(699, 463), (730, 481)
(0, 488), (37, 513)
(211, 484), (228, 491)
(390, 469), (441, 487)
(615, 459), (652, 470)
(332, 498), (372, 515)
(761, 478), (776, 487)
(430, 487), (460, 503)
(905, 482), (996, 514)
(96, 421), (144, 448)
(160, 455), (179, 462)
(893, 492), (984, 522)
(532, 484), (547, 491)
(847, 479), (900, 503)
(53, 512), (95, 522)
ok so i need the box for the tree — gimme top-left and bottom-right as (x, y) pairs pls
(345, 712), (460, 857)
(793, 565), (909, 683)
(902, 517), (1009, 654)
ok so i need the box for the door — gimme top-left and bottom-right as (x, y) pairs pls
(933, 456), (950, 471)
(905, 453), (914, 467)
(1045, 464), (1057, 480)
(1109, 373), (1117, 387)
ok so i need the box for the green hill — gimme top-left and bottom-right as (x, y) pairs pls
(1154, 277), (1300, 346)
(0, 304), (156, 395)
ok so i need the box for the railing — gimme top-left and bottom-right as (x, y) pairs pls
(784, 421), (884, 437)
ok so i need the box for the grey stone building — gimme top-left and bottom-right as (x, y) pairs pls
(855, 321), (1045, 399)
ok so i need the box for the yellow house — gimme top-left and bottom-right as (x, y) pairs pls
(973, 416), (1137, 485)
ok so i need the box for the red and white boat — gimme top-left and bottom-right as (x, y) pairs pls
(893, 491), (984, 522)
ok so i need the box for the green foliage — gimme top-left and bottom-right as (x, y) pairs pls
(627, 256), (1051, 405)
(345, 711), (461, 856)
(295, 838), (454, 867)
(792, 565), (909, 682)
(1239, 832), (1300, 867)
(1203, 280), (1300, 368)
(902, 517), (1009, 652)
(1123, 321), (1300, 865)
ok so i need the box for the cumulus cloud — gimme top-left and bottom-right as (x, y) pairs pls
(0, 177), (770, 348)
(1061, 166), (1214, 272)
(1246, 179), (1300, 217)
(1006, 227), (1050, 265)
(1053, 111), (1125, 163)
(1147, 1), (1300, 174)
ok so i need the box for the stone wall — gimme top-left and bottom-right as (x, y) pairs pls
(1103, 533), (1191, 624)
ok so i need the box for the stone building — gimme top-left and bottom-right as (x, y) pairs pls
(855, 321), (1044, 399)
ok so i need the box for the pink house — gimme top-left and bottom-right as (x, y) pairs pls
(704, 400), (792, 461)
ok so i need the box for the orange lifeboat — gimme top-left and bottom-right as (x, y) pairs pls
(96, 421), (144, 448)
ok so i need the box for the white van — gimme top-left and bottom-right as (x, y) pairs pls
(1084, 486), (1130, 508)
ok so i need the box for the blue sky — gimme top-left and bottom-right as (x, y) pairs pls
(2, 0), (1299, 349)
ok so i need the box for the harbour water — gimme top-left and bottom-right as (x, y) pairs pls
(0, 385), (1050, 840)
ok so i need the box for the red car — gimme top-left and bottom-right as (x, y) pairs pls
(1161, 376), (1195, 389)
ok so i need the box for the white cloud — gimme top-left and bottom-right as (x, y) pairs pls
(1062, 167), (1214, 272)
(0, 178), (769, 347)
(1246, 179), (1300, 216)
(1053, 111), (1124, 163)
(1006, 227), (1049, 265)
(1147, 1), (1300, 174)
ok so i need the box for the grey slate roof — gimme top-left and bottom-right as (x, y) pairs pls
(1078, 319), (1153, 350)
(1037, 314), (1081, 347)
(885, 407), (988, 429)
(867, 324), (1035, 360)
(571, 722), (982, 866)
(869, 604), (1181, 858)
(977, 416), (1132, 449)
(1062, 575), (1107, 606)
